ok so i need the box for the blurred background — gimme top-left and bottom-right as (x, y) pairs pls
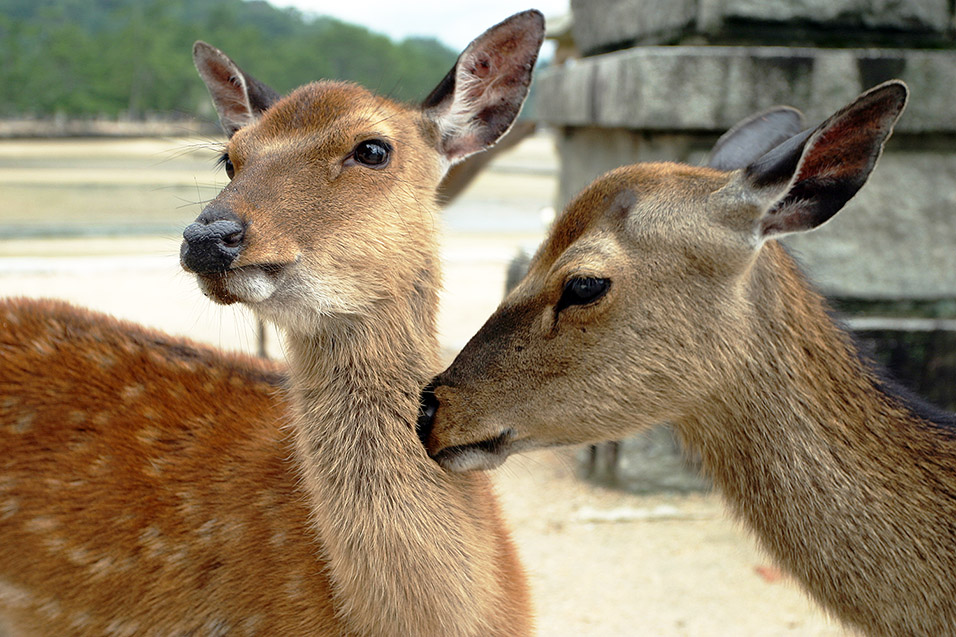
(2, 1), (955, 634)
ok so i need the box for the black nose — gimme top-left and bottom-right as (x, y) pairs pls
(417, 381), (439, 447)
(180, 204), (245, 274)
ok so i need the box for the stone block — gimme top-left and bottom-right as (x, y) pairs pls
(571, 0), (953, 54)
(537, 46), (956, 134)
(784, 149), (956, 299)
(533, 61), (595, 126)
(699, 0), (951, 34)
(569, 0), (697, 54)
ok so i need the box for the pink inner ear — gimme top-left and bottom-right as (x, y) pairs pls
(205, 61), (233, 88)
(209, 68), (244, 104)
(425, 10), (543, 162)
(794, 95), (898, 186)
(760, 200), (819, 236)
(470, 53), (492, 79)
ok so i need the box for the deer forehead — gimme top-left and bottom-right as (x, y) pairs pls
(540, 163), (734, 271)
(230, 81), (431, 166)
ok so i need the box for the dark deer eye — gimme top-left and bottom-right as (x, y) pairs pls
(557, 277), (610, 312)
(217, 152), (235, 179)
(352, 140), (391, 168)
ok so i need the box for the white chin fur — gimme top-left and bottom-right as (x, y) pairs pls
(438, 448), (509, 473)
(226, 269), (278, 303)
(197, 265), (368, 335)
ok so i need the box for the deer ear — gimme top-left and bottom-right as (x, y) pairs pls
(421, 10), (544, 166)
(193, 41), (281, 138)
(743, 81), (908, 239)
(708, 106), (805, 171)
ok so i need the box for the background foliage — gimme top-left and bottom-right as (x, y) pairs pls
(0, 0), (458, 119)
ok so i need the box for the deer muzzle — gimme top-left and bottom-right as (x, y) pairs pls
(181, 205), (245, 275)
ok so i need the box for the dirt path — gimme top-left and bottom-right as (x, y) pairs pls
(494, 449), (848, 636)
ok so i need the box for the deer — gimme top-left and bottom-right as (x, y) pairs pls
(418, 80), (956, 636)
(0, 10), (544, 636)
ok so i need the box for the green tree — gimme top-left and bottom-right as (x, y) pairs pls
(0, 0), (458, 118)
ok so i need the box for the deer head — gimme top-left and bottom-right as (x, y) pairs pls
(419, 81), (908, 471)
(180, 11), (545, 336)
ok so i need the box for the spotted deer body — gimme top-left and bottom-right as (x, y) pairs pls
(0, 11), (543, 636)
(420, 82), (956, 635)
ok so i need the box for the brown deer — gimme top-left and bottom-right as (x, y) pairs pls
(419, 81), (956, 636)
(0, 10), (543, 636)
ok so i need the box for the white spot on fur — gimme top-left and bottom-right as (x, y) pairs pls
(0, 476), (16, 494)
(0, 578), (32, 608)
(121, 383), (145, 402)
(177, 491), (198, 516)
(105, 617), (141, 636)
(10, 411), (34, 434)
(140, 526), (167, 558)
(25, 515), (58, 533)
(37, 598), (62, 620)
(145, 456), (166, 477)
(66, 546), (92, 566)
(138, 425), (161, 445)
(284, 570), (306, 599)
(205, 618), (232, 636)
(270, 529), (287, 548)
(240, 614), (265, 635)
(89, 454), (113, 473)
(89, 555), (116, 578)
(197, 518), (218, 543)
(70, 611), (93, 630)
(31, 338), (54, 356)
(44, 536), (66, 552)
(166, 548), (189, 569)
(1, 498), (18, 520)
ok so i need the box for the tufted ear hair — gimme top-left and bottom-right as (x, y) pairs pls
(421, 10), (545, 168)
(193, 41), (281, 137)
(741, 81), (908, 240)
(708, 106), (806, 171)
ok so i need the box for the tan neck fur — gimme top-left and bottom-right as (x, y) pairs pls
(678, 242), (956, 636)
(284, 280), (529, 637)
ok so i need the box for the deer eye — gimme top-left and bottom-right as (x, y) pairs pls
(557, 277), (610, 312)
(217, 152), (235, 179)
(352, 139), (391, 168)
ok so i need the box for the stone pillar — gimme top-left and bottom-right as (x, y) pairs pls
(538, 0), (956, 492)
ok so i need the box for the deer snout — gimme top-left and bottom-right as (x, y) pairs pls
(181, 204), (245, 274)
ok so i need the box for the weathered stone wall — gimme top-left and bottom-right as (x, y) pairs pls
(538, 0), (956, 492)
(571, 0), (954, 54)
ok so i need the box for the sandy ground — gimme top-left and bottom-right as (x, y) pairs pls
(0, 135), (849, 635)
(496, 450), (847, 636)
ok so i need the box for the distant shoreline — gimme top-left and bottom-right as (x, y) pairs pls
(0, 117), (221, 139)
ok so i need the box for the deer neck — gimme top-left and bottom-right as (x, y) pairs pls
(280, 267), (515, 637)
(677, 241), (956, 632)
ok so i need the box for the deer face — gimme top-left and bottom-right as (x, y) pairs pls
(420, 163), (754, 470)
(420, 82), (908, 472)
(183, 82), (443, 333)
